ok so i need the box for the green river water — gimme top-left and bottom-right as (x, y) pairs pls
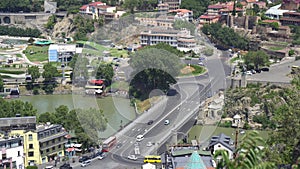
(18, 95), (136, 138)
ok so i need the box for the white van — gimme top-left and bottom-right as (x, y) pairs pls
(136, 135), (144, 142)
(80, 160), (91, 167)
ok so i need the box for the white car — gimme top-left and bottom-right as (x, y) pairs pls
(127, 155), (138, 160)
(146, 142), (152, 147)
(136, 135), (144, 142)
(80, 160), (91, 167)
(198, 62), (204, 66)
(164, 119), (170, 125)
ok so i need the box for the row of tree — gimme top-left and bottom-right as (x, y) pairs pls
(0, 26), (41, 38)
(39, 105), (107, 149)
(201, 23), (249, 50)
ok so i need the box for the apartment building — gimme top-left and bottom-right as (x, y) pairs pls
(158, 3), (169, 13)
(0, 136), (24, 169)
(163, 0), (181, 11)
(0, 116), (68, 167)
(280, 12), (300, 26)
(37, 124), (68, 165)
(140, 28), (196, 51)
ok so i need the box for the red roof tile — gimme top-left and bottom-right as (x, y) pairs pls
(80, 5), (88, 10)
(199, 15), (220, 19)
(208, 5), (225, 9)
(89, 1), (104, 6)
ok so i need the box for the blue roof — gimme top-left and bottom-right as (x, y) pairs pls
(185, 151), (206, 169)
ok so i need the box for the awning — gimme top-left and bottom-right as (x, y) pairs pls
(74, 144), (82, 148)
(66, 147), (75, 152)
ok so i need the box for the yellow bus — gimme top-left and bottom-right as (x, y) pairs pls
(144, 155), (161, 163)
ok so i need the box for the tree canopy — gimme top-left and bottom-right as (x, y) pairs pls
(95, 63), (114, 86)
(0, 26), (41, 38)
(0, 99), (37, 118)
(129, 46), (182, 100)
(244, 50), (270, 70)
(202, 23), (249, 50)
(180, 0), (210, 18)
(28, 66), (40, 82)
(38, 105), (108, 148)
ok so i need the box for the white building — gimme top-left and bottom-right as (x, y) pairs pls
(208, 133), (234, 160)
(0, 136), (24, 169)
(48, 44), (77, 62)
(140, 29), (196, 51)
(265, 4), (291, 20)
(171, 9), (193, 22)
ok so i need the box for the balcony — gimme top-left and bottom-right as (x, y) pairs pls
(39, 132), (68, 143)
(40, 140), (68, 151)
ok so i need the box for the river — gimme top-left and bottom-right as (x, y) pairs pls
(18, 95), (136, 138)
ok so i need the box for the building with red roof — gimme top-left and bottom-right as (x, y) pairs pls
(282, 0), (300, 10)
(170, 9), (193, 22)
(79, 1), (106, 14)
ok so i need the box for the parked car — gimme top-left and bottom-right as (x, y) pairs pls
(60, 163), (72, 169)
(147, 120), (154, 125)
(198, 62), (204, 66)
(116, 143), (122, 148)
(78, 156), (90, 163)
(98, 153), (107, 160)
(136, 135), (144, 142)
(127, 155), (138, 160)
(164, 119), (170, 125)
(261, 67), (269, 71)
(80, 160), (91, 167)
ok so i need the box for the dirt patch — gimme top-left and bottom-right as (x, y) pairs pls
(180, 66), (195, 74)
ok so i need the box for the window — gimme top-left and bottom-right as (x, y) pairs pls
(28, 134), (33, 141)
(18, 151), (21, 157)
(29, 144), (33, 149)
(58, 145), (61, 149)
(52, 140), (55, 143)
(52, 147), (55, 151)
(28, 151), (34, 157)
(41, 151), (43, 155)
(58, 137), (61, 141)
(46, 149), (49, 153)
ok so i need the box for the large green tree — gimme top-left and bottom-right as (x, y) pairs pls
(202, 23), (249, 50)
(42, 63), (59, 94)
(129, 47), (182, 100)
(95, 64), (114, 85)
(0, 99), (37, 118)
(28, 66), (40, 82)
(123, 0), (139, 14)
(215, 131), (274, 169)
(180, 0), (210, 18)
(244, 50), (269, 70)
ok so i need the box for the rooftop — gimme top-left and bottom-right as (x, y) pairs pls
(208, 133), (234, 151)
(0, 116), (36, 127)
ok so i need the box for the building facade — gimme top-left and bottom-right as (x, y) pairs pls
(0, 136), (24, 169)
(140, 29), (196, 51)
(48, 44), (77, 62)
(163, 0), (181, 10)
(280, 12), (300, 26)
(37, 124), (68, 165)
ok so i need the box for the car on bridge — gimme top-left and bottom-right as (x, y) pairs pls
(136, 135), (144, 142)
(147, 120), (154, 125)
(164, 119), (170, 125)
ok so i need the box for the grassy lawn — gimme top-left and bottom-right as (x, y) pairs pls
(24, 45), (49, 62)
(109, 48), (129, 58)
(82, 48), (104, 56)
(188, 125), (270, 143)
(0, 69), (25, 74)
(179, 65), (206, 77)
(109, 81), (129, 91)
(77, 41), (108, 52)
(268, 46), (286, 51)
(136, 96), (162, 113)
